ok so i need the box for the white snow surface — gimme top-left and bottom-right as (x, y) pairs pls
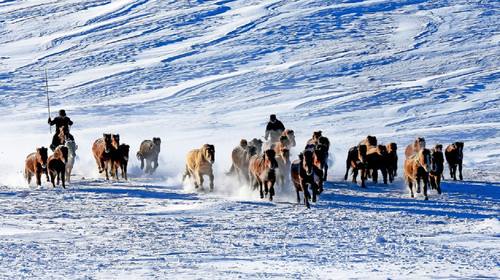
(0, 0), (499, 279)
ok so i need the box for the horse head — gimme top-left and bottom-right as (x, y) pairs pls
(65, 140), (77, 157)
(366, 135), (377, 147)
(203, 144), (215, 164)
(264, 149), (278, 170)
(302, 149), (314, 176)
(388, 142), (397, 153)
(249, 138), (263, 155)
(59, 146), (69, 163)
(152, 137), (161, 152)
(119, 144), (130, 161)
(285, 129), (296, 147)
(103, 133), (113, 153)
(357, 144), (368, 165)
(239, 139), (248, 148)
(112, 134), (120, 148)
(455, 142), (464, 160)
(418, 148), (432, 172)
(37, 147), (48, 169)
(416, 137), (426, 150)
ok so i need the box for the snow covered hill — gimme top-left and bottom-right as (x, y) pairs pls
(0, 0), (499, 278)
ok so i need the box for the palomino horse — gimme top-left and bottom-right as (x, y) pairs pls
(113, 144), (130, 180)
(64, 140), (77, 183)
(137, 137), (161, 174)
(404, 148), (432, 200)
(291, 150), (320, 208)
(430, 144), (444, 194)
(344, 144), (368, 188)
(249, 149), (278, 201)
(282, 129), (296, 148)
(183, 144), (215, 191)
(386, 143), (398, 183)
(228, 139), (257, 184)
(48, 145), (69, 188)
(445, 142), (464, 181)
(272, 135), (291, 155)
(366, 145), (388, 185)
(275, 146), (291, 189)
(92, 134), (115, 180)
(405, 137), (426, 158)
(24, 147), (49, 187)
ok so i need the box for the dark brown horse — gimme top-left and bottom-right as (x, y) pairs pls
(430, 144), (444, 194)
(305, 131), (323, 148)
(344, 144), (368, 188)
(386, 142), (398, 183)
(312, 141), (328, 191)
(404, 149), (432, 200)
(24, 147), (49, 187)
(92, 134), (115, 180)
(291, 150), (321, 208)
(48, 145), (69, 188)
(249, 149), (278, 201)
(405, 137), (426, 158)
(445, 142), (464, 181)
(366, 145), (388, 184)
(113, 144), (130, 180)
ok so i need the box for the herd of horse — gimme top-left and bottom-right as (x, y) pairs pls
(23, 126), (465, 208)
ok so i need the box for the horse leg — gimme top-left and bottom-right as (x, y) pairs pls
(259, 180), (264, 199)
(268, 181), (275, 201)
(50, 171), (56, 188)
(458, 162), (463, 180)
(45, 169), (50, 182)
(382, 168), (387, 184)
(198, 172), (204, 190)
(296, 188), (301, 204)
(423, 176), (428, 200)
(144, 159), (150, 174)
(104, 161), (109, 180)
(372, 169), (378, 184)
(36, 170), (42, 187)
(436, 175), (442, 194)
(360, 169), (366, 188)
(352, 168), (358, 183)
(139, 156), (144, 170)
(302, 181), (311, 208)
(323, 164), (328, 182)
(408, 180), (414, 198)
(344, 160), (350, 181)
(61, 170), (66, 189)
(153, 157), (159, 173)
(123, 163), (128, 180)
(311, 182), (318, 203)
(416, 178), (421, 193)
(209, 172), (214, 192)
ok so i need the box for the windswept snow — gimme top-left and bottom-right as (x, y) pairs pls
(0, 0), (499, 278)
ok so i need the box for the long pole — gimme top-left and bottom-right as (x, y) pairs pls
(45, 69), (51, 134)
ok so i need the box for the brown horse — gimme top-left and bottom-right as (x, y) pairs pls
(275, 146), (291, 188)
(366, 145), (388, 184)
(291, 150), (320, 208)
(282, 129), (296, 148)
(273, 135), (290, 154)
(92, 134), (115, 180)
(183, 144), (215, 191)
(429, 144), (444, 194)
(249, 138), (263, 155)
(404, 149), (432, 200)
(24, 147), (49, 187)
(137, 137), (161, 174)
(344, 144), (368, 188)
(386, 143), (398, 183)
(228, 139), (257, 184)
(445, 142), (464, 181)
(112, 144), (130, 180)
(112, 134), (120, 149)
(47, 145), (69, 188)
(405, 137), (426, 158)
(249, 149), (278, 201)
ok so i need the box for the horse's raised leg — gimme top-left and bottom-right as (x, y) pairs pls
(344, 160), (350, 181)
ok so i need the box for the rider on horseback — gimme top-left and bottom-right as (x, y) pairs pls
(264, 114), (285, 143)
(48, 109), (74, 151)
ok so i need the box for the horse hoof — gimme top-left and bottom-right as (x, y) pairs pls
(424, 197), (428, 200)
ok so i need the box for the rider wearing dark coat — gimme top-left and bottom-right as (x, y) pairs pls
(49, 109), (74, 151)
(265, 114), (285, 142)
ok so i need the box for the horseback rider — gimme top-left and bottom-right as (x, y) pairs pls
(264, 114), (285, 143)
(48, 109), (74, 151)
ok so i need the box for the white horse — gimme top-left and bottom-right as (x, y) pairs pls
(64, 140), (77, 182)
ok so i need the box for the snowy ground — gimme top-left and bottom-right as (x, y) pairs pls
(0, 0), (499, 278)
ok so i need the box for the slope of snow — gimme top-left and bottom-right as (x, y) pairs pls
(0, 0), (499, 278)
